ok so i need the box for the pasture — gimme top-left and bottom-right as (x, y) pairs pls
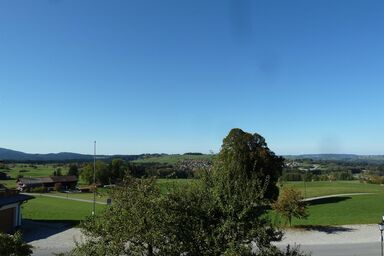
(0, 163), (69, 188)
(22, 195), (106, 222)
(275, 181), (384, 226)
(1, 165), (382, 226)
(285, 180), (384, 198)
(272, 193), (384, 226)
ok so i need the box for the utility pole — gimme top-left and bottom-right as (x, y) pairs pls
(92, 141), (96, 215)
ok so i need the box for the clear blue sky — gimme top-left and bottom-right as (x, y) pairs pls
(1, 0), (384, 155)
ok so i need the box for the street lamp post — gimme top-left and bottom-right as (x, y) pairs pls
(304, 170), (307, 199)
(92, 141), (96, 215)
(378, 216), (384, 256)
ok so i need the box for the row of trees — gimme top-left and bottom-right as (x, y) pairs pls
(79, 160), (207, 185)
(80, 159), (129, 185)
(70, 129), (308, 256)
(282, 170), (354, 182)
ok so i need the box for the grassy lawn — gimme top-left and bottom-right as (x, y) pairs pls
(271, 193), (384, 226)
(14, 177), (384, 225)
(22, 195), (106, 221)
(269, 181), (384, 226)
(49, 189), (110, 202)
(284, 180), (384, 198)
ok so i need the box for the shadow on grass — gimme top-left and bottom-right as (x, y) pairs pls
(20, 219), (81, 243)
(306, 196), (351, 206)
(293, 225), (356, 234)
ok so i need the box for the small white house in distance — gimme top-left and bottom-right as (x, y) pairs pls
(0, 184), (34, 233)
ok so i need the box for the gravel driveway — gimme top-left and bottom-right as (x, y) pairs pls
(22, 220), (382, 255)
(276, 224), (380, 245)
(21, 220), (83, 256)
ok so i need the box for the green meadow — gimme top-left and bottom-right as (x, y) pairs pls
(275, 181), (384, 226)
(22, 195), (106, 222)
(9, 173), (384, 226)
(285, 180), (384, 198)
(0, 163), (68, 188)
(271, 193), (384, 226)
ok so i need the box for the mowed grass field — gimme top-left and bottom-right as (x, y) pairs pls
(49, 189), (110, 202)
(14, 175), (384, 225)
(285, 180), (384, 198)
(21, 179), (195, 222)
(276, 181), (384, 226)
(291, 193), (384, 226)
(22, 195), (106, 222)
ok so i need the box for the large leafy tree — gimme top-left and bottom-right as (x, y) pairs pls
(205, 128), (285, 254)
(73, 129), (307, 256)
(213, 128), (284, 201)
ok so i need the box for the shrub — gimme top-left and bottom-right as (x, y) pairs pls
(30, 186), (48, 193)
(273, 188), (309, 226)
(0, 231), (33, 256)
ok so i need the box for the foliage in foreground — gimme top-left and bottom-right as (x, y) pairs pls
(0, 231), (33, 256)
(273, 188), (309, 227)
(71, 128), (309, 255)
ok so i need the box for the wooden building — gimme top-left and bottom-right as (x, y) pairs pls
(17, 175), (78, 191)
(0, 184), (34, 233)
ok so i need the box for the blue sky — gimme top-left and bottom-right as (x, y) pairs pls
(1, 0), (384, 155)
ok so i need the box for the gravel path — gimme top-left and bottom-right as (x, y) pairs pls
(22, 220), (83, 256)
(24, 223), (381, 255)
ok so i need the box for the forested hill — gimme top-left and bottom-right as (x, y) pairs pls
(0, 148), (199, 162)
(0, 148), (95, 162)
(1, 147), (384, 163)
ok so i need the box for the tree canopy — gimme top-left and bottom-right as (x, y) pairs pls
(72, 129), (307, 256)
(213, 128), (284, 201)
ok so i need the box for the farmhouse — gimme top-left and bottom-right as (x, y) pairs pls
(17, 175), (78, 191)
(0, 184), (34, 233)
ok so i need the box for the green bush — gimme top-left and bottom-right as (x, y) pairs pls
(29, 186), (48, 193)
(0, 231), (33, 256)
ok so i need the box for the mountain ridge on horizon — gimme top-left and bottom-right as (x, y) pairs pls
(0, 147), (383, 162)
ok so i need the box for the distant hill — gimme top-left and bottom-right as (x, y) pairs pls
(0, 148), (150, 162)
(2, 147), (384, 163)
(0, 148), (95, 161)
